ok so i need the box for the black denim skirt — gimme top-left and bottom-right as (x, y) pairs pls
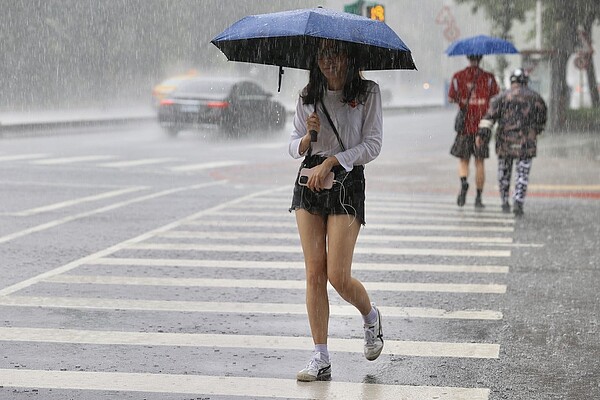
(450, 133), (490, 159)
(289, 155), (366, 225)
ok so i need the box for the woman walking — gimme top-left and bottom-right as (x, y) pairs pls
(288, 39), (384, 382)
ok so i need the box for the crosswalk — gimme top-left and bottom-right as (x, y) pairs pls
(0, 188), (514, 399)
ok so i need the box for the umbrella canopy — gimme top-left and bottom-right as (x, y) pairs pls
(445, 35), (518, 56)
(211, 7), (416, 71)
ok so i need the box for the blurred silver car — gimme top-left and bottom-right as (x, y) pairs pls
(157, 77), (286, 136)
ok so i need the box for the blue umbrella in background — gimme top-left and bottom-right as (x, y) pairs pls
(212, 7), (416, 90)
(445, 34), (518, 56)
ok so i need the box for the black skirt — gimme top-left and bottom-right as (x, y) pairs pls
(450, 133), (490, 159)
(289, 155), (366, 225)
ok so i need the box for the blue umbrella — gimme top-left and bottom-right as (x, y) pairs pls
(211, 7), (416, 73)
(445, 35), (518, 56)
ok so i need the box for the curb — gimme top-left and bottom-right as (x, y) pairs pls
(0, 104), (445, 137)
(0, 116), (157, 137)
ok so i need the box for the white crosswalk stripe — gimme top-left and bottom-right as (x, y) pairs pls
(90, 257), (510, 274)
(216, 210), (514, 224)
(98, 157), (178, 168)
(185, 219), (515, 232)
(0, 369), (490, 399)
(126, 242), (511, 257)
(3, 153), (251, 174)
(0, 153), (49, 162)
(169, 160), (246, 172)
(159, 230), (513, 244)
(0, 327), (499, 358)
(0, 188), (511, 398)
(31, 155), (115, 165)
(0, 296), (503, 320)
(44, 274), (507, 293)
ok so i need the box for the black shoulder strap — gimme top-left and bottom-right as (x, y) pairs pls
(321, 102), (346, 151)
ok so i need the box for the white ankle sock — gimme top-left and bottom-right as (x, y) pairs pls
(363, 306), (378, 325)
(315, 344), (329, 361)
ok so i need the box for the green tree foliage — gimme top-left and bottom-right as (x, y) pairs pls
(455, 0), (599, 129)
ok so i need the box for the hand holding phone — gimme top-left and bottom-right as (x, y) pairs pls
(298, 167), (334, 190)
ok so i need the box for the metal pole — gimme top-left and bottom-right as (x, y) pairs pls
(535, 0), (542, 50)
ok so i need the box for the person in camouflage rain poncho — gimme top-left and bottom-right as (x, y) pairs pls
(477, 68), (547, 217)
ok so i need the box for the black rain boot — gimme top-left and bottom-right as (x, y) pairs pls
(474, 189), (485, 209)
(457, 179), (468, 207)
(513, 202), (524, 217)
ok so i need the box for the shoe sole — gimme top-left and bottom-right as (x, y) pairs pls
(365, 309), (384, 361)
(296, 368), (331, 382)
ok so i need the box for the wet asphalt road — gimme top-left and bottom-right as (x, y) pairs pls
(0, 109), (598, 399)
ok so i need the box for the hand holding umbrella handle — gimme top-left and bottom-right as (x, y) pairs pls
(310, 130), (318, 142)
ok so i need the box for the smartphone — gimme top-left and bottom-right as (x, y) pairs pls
(299, 167), (334, 189)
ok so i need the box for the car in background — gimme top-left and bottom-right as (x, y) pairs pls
(157, 77), (286, 136)
(151, 70), (199, 108)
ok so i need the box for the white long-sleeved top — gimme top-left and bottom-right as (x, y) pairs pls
(288, 80), (383, 172)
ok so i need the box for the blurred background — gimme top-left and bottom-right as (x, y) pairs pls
(0, 0), (598, 129)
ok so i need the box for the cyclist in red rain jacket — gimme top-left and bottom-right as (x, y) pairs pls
(448, 55), (499, 208)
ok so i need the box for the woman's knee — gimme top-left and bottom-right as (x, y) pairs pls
(328, 272), (352, 295)
(305, 261), (327, 289)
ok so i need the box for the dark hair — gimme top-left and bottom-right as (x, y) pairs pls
(301, 46), (369, 106)
(467, 54), (483, 62)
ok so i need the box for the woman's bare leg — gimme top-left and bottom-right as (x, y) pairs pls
(326, 214), (371, 315)
(475, 158), (485, 190)
(459, 158), (470, 178)
(295, 209), (329, 345)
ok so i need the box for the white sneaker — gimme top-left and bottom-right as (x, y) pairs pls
(364, 305), (384, 361)
(296, 352), (331, 382)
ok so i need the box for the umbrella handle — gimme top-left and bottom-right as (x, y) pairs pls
(278, 66), (284, 92)
(310, 102), (318, 142)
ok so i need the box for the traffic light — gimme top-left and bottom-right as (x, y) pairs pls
(367, 4), (385, 21)
(344, 1), (385, 22)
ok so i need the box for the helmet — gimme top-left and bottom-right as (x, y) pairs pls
(510, 68), (529, 84)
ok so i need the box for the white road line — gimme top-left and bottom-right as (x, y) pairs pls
(264, 192), (503, 205)
(0, 154), (49, 162)
(474, 242), (545, 248)
(247, 197), (507, 212)
(0, 369), (490, 399)
(360, 206), (512, 219)
(242, 202), (512, 218)
(0, 327), (500, 358)
(43, 275), (507, 293)
(31, 155), (115, 165)
(185, 220), (515, 232)
(95, 257), (510, 274)
(245, 142), (287, 149)
(91, 257), (509, 274)
(127, 242), (511, 258)
(215, 210), (514, 224)
(10, 187), (148, 216)
(0, 182), (224, 245)
(0, 296), (503, 320)
(169, 160), (246, 172)
(98, 158), (177, 168)
(0, 185), (288, 296)
(159, 230), (513, 244)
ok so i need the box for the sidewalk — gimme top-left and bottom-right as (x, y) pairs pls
(0, 105), (155, 126)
